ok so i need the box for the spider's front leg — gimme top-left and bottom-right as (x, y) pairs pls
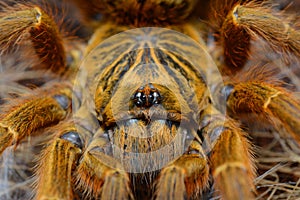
(0, 83), (72, 155)
(75, 129), (134, 200)
(201, 105), (255, 200)
(154, 104), (255, 200)
(154, 140), (209, 199)
(35, 121), (83, 200)
(33, 104), (133, 200)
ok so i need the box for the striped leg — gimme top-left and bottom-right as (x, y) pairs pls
(0, 3), (66, 73)
(210, 0), (300, 72)
(0, 83), (72, 156)
(75, 129), (134, 200)
(154, 141), (209, 200)
(35, 122), (83, 200)
(225, 82), (300, 144)
(200, 105), (255, 200)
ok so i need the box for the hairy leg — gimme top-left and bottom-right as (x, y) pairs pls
(154, 140), (209, 200)
(35, 122), (83, 200)
(0, 83), (72, 155)
(0, 3), (66, 74)
(210, 0), (300, 72)
(75, 129), (134, 200)
(200, 105), (255, 200)
(225, 82), (300, 144)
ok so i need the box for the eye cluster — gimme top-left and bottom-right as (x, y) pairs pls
(133, 84), (162, 108)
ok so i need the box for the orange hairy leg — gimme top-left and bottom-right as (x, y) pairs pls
(0, 4), (66, 74)
(35, 122), (82, 200)
(226, 82), (300, 144)
(210, 0), (300, 72)
(154, 141), (209, 199)
(200, 106), (255, 200)
(0, 84), (72, 155)
(75, 130), (134, 200)
(210, 126), (255, 200)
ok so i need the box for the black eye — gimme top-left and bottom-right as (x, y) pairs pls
(134, 92), (144, 107)
(152, 91), (161, 104)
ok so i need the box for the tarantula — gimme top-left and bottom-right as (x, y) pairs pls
(0, 0), (299, 199)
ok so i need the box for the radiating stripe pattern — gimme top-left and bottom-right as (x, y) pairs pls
(75, 27), (221, 172)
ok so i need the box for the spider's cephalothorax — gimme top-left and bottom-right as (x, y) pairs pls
(0, 0), (299, 200)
